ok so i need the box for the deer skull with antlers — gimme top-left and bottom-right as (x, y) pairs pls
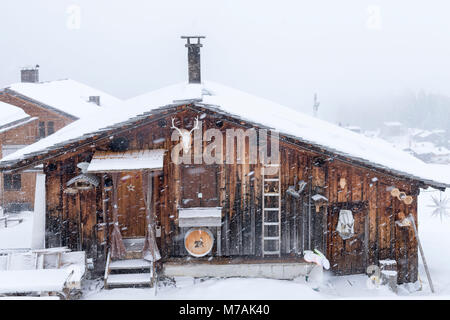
(171, 116), (200, 154)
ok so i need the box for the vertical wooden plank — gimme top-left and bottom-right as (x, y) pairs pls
(367, 173), (377, 265)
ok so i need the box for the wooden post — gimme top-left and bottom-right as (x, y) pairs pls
(217, 226), (222, 256)
(408, 214), (435, 293)
(148, 172), (156, 289)
(101, 175), (109, 255)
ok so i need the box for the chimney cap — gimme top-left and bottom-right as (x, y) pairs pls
(21, 64), (40, 71)
(181, 36), (206, 47)
(181, 35), (206, 39)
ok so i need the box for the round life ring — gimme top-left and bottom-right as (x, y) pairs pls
(184, 228), (214, 257)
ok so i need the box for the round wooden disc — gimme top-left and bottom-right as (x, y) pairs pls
(404, 195), (413, 205)
(390, 188), (400, 197)
(184, 228), (214, 257)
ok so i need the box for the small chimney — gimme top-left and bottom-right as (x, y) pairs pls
(21, 65), (40, 83)
(88, 96), (101, 106)
(181, 36), (205, 84)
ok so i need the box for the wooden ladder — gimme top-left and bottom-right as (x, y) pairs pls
(262, 163), (281, 257)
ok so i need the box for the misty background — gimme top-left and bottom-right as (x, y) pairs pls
(1, 0), (450, 131)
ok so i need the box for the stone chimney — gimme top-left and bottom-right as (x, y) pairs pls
(21, 65), (39, 83)
(88, 96), (101, 106)
(181, 36), (205, 84)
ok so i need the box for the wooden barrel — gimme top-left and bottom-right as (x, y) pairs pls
(184, 228), (214, 257)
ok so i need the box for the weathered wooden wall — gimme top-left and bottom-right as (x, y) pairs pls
(41, 106), (419, 283)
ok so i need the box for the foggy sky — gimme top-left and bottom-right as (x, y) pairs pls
(1, 0), (450, 123)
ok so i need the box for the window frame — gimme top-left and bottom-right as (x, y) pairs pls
(47, 121), (55, 135)
(39, 121), (46, 138)
(3, 173), (22, 191)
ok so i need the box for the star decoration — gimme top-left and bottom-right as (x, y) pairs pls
(127, 184), (135, 192)
(428, 192), (450, 222)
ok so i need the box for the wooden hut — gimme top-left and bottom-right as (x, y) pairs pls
(0, 37), (448, 287)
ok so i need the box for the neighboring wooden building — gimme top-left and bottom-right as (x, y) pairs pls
(0, 101), (38, 212)
(0, 67), (121, 212)
(0, 39), (448, 285)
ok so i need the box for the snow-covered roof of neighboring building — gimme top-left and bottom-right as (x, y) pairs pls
(0, 101), (30, 127)
(0, 101), (36, 133)
(410, 142), (450, 156)
(415, 129), (446, 139)
(4, 79), (122, 119)
(1, 81), (449, 188)
(383, 121), (403, 127)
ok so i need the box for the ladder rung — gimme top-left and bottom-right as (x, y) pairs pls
(263, 222), (279, 226)
(264, 193), (280, 196)
(264, 178), (279, 182)
(263, 251), (280, 255)
(263, 164), (280, 167)
(264, 208), (279, 211)
(263, 237), (280, 241)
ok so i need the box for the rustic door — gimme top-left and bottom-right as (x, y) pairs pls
(64, 192), (81, 250)
(64, 189), (97, 252)
(117, 171), (147, 238)
(328, 201), (368, 275)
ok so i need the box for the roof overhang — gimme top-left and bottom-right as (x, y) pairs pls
(87, 149), (165, 173)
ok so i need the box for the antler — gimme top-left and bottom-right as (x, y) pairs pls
(189, 116), (200, 134)
(171, 117), (183, 134)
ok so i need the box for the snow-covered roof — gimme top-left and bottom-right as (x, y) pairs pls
(410, 142), (450, 156)
(4, 79), (122, 119)
(415, 129), (446, 139)
(383, 121), (403, 127)
(0, 101), (31, 129)
(1, 81), (449, 188)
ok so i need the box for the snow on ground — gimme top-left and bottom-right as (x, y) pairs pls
(0, 211), (33, 249)
(413, 187), (450, 297)
(83, 186), (450, 300)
